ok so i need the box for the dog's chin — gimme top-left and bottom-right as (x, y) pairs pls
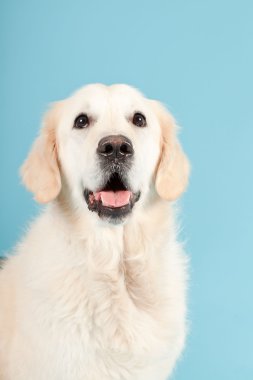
(83, 173), (140, 224)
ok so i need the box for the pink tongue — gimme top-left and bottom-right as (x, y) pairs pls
(94, 191), (131, 207)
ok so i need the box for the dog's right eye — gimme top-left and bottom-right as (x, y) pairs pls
(73, 114), (89, 129)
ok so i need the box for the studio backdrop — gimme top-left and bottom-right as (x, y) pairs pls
(1, 1), (253, 379)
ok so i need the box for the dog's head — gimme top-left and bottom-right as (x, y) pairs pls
(21, 84), (190, 224)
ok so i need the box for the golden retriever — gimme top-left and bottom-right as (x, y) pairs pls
(0, 84), (190, 380)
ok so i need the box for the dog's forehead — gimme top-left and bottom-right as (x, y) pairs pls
(70, 84), (147, 115)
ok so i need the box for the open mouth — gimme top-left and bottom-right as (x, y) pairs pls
(84, 172), (140, 221)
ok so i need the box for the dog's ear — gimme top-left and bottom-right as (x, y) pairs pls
(21, 103), (62, 203)
(150, 100), (190, 201)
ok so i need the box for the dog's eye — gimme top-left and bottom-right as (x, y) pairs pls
(132, 112), (146, 127)
(74, 114), (89, 129)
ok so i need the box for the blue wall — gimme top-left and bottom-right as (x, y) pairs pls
(1, 1), (253, 378)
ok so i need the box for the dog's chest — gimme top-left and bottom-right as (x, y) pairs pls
(28, 259), (170, 380)
(48, 258), (169, 352)
(14, 221), (185, 380)
(39, 245), (167, 363)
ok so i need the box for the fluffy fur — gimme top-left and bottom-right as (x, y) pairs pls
(0, 84), (190, 380)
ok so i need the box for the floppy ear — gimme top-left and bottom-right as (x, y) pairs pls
(150, 100), (190, 201)
(21, 104), (62, 203)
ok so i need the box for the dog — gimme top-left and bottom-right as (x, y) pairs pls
(0, 84), (190, 380)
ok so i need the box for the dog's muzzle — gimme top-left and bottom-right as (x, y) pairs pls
(84, 135), (140, 223)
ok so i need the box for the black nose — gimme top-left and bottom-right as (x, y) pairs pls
(97, 135), (134, 159)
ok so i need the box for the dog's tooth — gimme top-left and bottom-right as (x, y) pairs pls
(89, 193), (95, 204)
(94, 192), (101, 201)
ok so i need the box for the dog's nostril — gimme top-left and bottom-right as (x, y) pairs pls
(98, 142), (115, 156)
(119, 143), (132, 156)
(104, 143), (114, 155)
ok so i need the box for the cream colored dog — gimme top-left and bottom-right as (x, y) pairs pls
(0, 84), (190, 380)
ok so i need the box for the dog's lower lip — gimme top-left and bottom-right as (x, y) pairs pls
(83, 171), (140, 220)
(83, 189), (141, 220)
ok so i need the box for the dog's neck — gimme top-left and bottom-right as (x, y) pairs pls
(51, 194), (175, 269)
(46, 195), (176, 317)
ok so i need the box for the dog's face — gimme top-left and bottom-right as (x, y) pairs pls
(57, 84), (162, 223)
(21, 84), (190, 224)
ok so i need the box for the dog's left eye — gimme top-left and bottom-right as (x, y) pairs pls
(132, 112), (146, 127)
(74, 114), (89, 129)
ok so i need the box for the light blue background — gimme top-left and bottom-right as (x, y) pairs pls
(1, 0), (253, 378)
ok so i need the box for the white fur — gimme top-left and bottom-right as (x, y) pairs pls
(0, 84), (189, 380)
